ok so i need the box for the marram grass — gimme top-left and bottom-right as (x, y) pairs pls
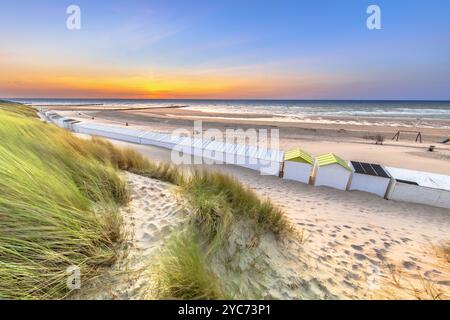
(150, 230), (226, 300)
(152, 169), (292, 299)
(0, 103), (148, 299)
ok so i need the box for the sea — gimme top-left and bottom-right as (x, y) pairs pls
(10, 99), (450, 120)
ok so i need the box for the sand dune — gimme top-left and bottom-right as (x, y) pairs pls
(91, 140), (449, 299)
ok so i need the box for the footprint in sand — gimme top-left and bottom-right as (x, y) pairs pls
(142, 232), (153, 241)
(402, 260), (417, 270)
(354, 253), (368, 261)
(373, 248), (387, 262)
(146, 222), (157, 230)
(351, 244), (364, 252)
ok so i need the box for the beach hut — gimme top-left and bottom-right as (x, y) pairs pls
(48, 113), (62, 125)
(75, 123), (146, 144)
(283, 149), (314, 184)
(67, 120), (81, 131)
(348, 161), (391, 197)
(148, 133), (186, 150)
(258, 148), (285, 176)
(313, 153), (352, 190)
(203, 141), (226, 163)
(192, 139), (212, 158)
(234, 144), (250, 168)
(223, 142), (238, 164)
(246, 145), (262, 171)
(140, 131), (172, 148)
(385, 167), (450, 209)
(232, 145), (259, 170)
(60, 118), (81, 131)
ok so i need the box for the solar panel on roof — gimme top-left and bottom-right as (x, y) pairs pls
(351, 161), (390, 178)
(372, 164), (390, 178)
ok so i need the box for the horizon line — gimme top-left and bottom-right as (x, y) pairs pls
(4, 98), (450, 103)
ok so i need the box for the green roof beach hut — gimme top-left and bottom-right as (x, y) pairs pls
(313, 153), (352, 190)
(283, 148), (314, 184)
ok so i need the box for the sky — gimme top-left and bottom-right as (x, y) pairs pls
(0, 0), (449, 100)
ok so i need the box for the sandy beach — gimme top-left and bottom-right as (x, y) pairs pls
(41, 103), (450, 299)
(86, 137), (450, 300)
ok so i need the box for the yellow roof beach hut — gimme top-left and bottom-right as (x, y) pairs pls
(313, 153), (352, 190)
(283, 148), (314, 184)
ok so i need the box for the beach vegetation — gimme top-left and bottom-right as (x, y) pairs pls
(150, 230), (225, 300)
(1, 101), (291, 300)
(0, 102), (141, 299)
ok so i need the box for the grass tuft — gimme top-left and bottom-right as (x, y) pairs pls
(150, 230), (225, 300)
(151, 169), (292, 299)
(440, 242), (450, 263)
(183, 169), (291, 246)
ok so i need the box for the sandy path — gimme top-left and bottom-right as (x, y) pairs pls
(74, 173), (186, 299)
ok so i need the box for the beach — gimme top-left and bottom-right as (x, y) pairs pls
(85, 136), (450, 299)
(35, 102), (450, 298)
(3, 100), (449, 300)
(51, 104), (450, 175)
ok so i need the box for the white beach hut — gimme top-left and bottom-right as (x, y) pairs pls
(67, 120), (82, 131)
(283, 149), (314, 184)
(151, 134), (186, 150)
(60, 118), (80, 130)
(48, 113), (62, 125)
(385, 167), (450, 209)
(234, 145), (250, 168)
(75, 123), (146, 144)
(191, 139), (211, 158)
(223, 142), (238, 164)
(246, 145), (261, 171)
(348, 161), (392, 198)
(257, 148), (284, 176)
(203, 141), (226, 163)
(140, 131), (173, 148)
(313, 153), (352, 190)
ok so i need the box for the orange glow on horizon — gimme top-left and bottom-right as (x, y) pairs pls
(0, 59), (350, 99)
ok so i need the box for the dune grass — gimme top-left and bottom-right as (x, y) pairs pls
(441, 243), (450, 263)
(150, 230), (225, 300)
(183, 169), (291, 250)
(151, 170), (291, 299)
(0, 102), (154, 299)
(0, 100), (38, 118)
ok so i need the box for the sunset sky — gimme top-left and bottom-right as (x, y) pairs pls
(1, 0), (450, 100)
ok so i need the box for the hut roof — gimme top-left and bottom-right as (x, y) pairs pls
(316, 153), (351, 171)
(284, 148), (313, 164)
